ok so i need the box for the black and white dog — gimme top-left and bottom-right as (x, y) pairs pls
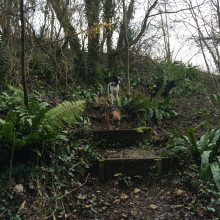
(151, 80), (177, 99)
(108, 76), (120, 104)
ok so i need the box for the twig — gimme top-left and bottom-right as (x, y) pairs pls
(0, 209), (7, 218)
(44, 174), (90, 219)
(58, 173), (90, 200)
(37, 178), (43, 198)
(39, 172), (90, 219)
(69, 162), (82, 171)
(44, 185), (58, 220)
(61, 199), (66, 219)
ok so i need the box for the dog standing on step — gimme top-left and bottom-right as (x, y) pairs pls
(108, 76), (120, 104)
(105, 105), (120, 130)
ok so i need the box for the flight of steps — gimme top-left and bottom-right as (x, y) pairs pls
(91, 127), (176, 180)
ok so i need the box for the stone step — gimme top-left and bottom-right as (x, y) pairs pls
(98, 148), (176, 180)
(92, 127), (152, 147)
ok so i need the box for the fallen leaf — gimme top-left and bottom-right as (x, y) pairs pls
(170, 204), (183, 209)
(85, 204), (92, 208)
(120, 194), (128, 199)
(134, 188), (141, 193)
(191, 194), (196, 204)
(81, 195), (87, 200)
(196, 205), (206, 216)
(32, 200), (40, 210)
(113, 199), (120, 204)
(149, 204), (158, 209)
(14, 184), (24, 193)
(174, 189), (184, 196)
(18, 200), (26, 212)
(134, 175), (142, 179)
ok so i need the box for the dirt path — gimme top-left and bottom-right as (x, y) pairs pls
(68, 174), (209, 219)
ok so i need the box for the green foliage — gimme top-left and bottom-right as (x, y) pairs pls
(74, 115), (92, 131)
(0, 138), (99, 218)
(114, 173), (132, 187)
(163, 123), (220, 193)
(163, 123), (220, 159)
(167, 61), (198, 81)
(0, 85), (24, 110)
(0, 101), (84, 157)
(148, 96), (178, 124)
(116, 95), (148, 114)
(44, 100), (85, 129)
(172, 79), (205, 97)
(129, 60), (205, 99)
(191, 175), (220, 216)
(200, 150), (212, 180)
(200, 152), (220, 192)
(211, 93), (220, 105)
(210, 158), (220, 192)
(0, 87), (85, 167)
(148, 62), (168, 84)
(71, 84), (105, 102)
(29, 53), (51, 77)
(144, 61), (205, 98)
(115, 94), (177, 125)
(147, 61), (198, 84)
(0, 88), (95, 218)
(114, 95), (149, 126)
(167, 62), (206, 97)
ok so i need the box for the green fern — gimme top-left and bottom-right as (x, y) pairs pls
(44, 100), (85, 129)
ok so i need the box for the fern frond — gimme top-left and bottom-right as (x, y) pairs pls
(44, 100), (85, 129)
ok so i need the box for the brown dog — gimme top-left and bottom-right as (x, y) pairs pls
(105, 105), (120, 130)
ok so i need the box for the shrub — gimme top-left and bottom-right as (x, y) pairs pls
(0, 87), (85, 179)
(115, 94), (177, 125)
(163, 124), (220, 193)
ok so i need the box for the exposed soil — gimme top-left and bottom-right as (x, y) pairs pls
(67, 175), (208, 220)
(16, 172), (209, 219)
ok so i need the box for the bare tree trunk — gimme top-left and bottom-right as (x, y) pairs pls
(123, 0), (130, 95)
(1, 0), (12, 46)
(112, 0), (158, 69)
(102, 0), (116, 71)
(214, 0), (220, 30)
(20, 0), (28, 106)
(198, 29), (211, 74)
(48, 0), (86, 78)
(112, 0), (134, 71)
(160, 2), (171, 63)
(187, 0), (220, 73)
(117, 0), (135, 50)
